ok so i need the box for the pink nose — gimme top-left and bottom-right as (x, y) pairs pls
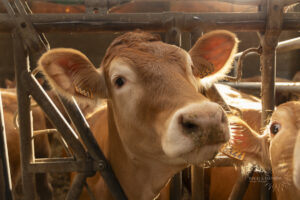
(177, 102), (229, 145)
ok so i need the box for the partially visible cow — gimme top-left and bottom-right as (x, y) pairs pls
(38, 30), (237, 199)
(208, 83), (262, 200)
(230, 101), (300, 200)
(0, 90), (53, 200)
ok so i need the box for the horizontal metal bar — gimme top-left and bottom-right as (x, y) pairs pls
(221, 82), (300, 92)
(198, 155), (242, 168)
(29, 158), (98, 173)
(0, 12), (299, 32)
(219, 0), (261, 5)
(235, 36), (300, 58)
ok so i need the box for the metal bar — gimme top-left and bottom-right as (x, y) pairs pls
(24, 74), (88, 160)
(235, 36), (300, 58)
(29, 158), (96, 173)
(66, 173), (89, 200)
(13, 30), (36, 200)
(165, 27), (182, 46)
(200, 155), (242, 168)
(0, 12), (300, 32)
(0, 93), (13, 200)
(228, 167), (255, 200)
(276, 37), (300, 53)
(167, 27), (183, 200)
(221, 82), (300, 92)
(221, 0), (300, 6)
(258, 0), (283, 199)
(58, 96), (128, 200)
(259, 0), (282, 131)
(170, 172), (182, 200)
(191, 166), (205, 200)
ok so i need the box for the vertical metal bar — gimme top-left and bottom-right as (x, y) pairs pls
(170, 172), (182, 200)
(167, 27), (183, 200)
(0, 93), (13, 200)
(13, 31), (36, 200)
(260, 45), (276, 126)
(165, 27), (182, 46)
(228, 167), (255, 200)
(190, 29), (206, 200)
(191, 166), (205, 200)
(259, 1), (283, 199)
(66, 173), (88, 200)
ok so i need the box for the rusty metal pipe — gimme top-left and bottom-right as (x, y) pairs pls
(0, 12), (299, 33)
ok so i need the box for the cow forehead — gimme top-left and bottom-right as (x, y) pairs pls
(272, 102), (300, 129)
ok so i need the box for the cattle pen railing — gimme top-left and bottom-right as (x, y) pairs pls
(0, 0), (300, 200)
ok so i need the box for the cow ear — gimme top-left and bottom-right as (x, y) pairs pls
(227, 116), (270, 168)
(189, 30), (238, 87)
(38, 48), (107, 101)
(293, 132), (300, 190)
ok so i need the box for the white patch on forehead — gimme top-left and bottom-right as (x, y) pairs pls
(183, 51), (199, 90)
(109, 58), (137, 84)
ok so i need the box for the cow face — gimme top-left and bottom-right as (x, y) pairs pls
(39, 30), (237, 166)
(230, 101), (300, 194)
(267, 102), (300, 192)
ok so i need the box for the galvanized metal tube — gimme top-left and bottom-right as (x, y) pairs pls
(235, 36), (300, 59)
(221, 82), (300, 92)
(13, 31), (36, 200)
(0, 93), (13, 200)
(57, 96), (128, 200)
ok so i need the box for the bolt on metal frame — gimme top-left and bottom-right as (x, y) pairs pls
(0, 0), (299, 199)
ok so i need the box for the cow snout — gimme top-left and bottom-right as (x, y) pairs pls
(177, 102), (229, 144)
(162, 102), (230, 158)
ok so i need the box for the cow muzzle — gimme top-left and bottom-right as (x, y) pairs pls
(162, 102), (230, 158)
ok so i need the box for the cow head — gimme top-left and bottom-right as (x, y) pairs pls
(39, 30), (237, 166)
(230, 101), (300, 193)
(269, 102), (300, 192)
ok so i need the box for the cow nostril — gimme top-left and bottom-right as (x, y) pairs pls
(179, 115), (199, 132)
(182, 121), (198, 131)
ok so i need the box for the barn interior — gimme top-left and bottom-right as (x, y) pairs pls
(0, 0), (300, 200)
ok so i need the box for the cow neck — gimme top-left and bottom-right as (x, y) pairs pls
(106, 101), (180, 200)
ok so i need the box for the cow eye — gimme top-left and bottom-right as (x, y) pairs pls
(114, 77), (126, 88)
(270, 122), (281, 135)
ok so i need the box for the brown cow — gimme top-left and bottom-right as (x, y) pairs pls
(230, 101), (300, 200)
(208, 83), (262, 200)
(0, 90), (52, 199)
(38, 30), (237, 199)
